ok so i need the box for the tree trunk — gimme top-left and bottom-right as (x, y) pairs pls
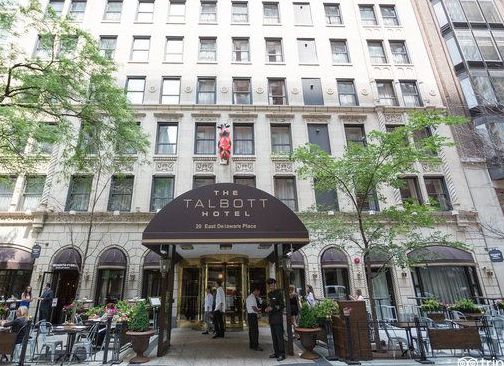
(365, 256), (382, 352)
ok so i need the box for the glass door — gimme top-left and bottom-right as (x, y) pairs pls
(225, 265), (243, 329)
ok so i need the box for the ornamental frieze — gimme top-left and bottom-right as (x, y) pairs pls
(383, 113), (404, 124)
(338, 114), (367, 124)
(302, 114), (331, 123)
(194, 161), (215, 173)
(274, 161), (293, 173)
(234, 161), (255, 173)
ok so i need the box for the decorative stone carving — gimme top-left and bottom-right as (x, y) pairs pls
(220, 87), (229, 93)
(291, 88), (299, 94)
(256, 87), (264, 94)
(383, 113), (403, 124)
(184, 86), (192, 93)
(234, 161), (255, 173)
(266, 114), (295, 123)
(148, 86), (156, 93)
(274, 161), (293, 173)
(361, 89), (369, 96)
(195, 161), (215, 173)
(155, 161), (175, 172)
(326, 88), (334, 95)
(302, 114), (331, 123)
(338, 114), (367, 123)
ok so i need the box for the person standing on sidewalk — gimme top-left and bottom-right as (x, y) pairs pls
(202, 286), (214, 335)
(213, 279), (225, 338)
(265, 278), (285, 361)
(246, 286), (263, 351)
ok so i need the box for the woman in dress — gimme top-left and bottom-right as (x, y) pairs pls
(305, 285), (316, 307)
(19, 286), (32, 308)
(288, 285), (300, 336)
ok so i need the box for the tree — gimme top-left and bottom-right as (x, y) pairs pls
(0, 0), (147, 172)
(0, 0), (149, 302)
(292, 111), (466, 349)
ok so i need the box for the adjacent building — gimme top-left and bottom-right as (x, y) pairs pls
(1, 0), (503, 326)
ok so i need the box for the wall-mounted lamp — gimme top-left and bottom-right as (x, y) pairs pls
(401, 272), (408, 278)
(160, 257), (172, 277)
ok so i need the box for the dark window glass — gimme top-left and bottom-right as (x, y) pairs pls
(344, 125), (366, 146)
(274, 177), (297, 211)
(107, 176), (134, 212)
(65, 176), (92, 211)
(0, 176), (16, 211)
(193, 176), (216, 188)
(195, 124), (216, 154)
(233, 124), (254, 155)
(234, 176), (256, 187)
(302, 78), (324, 105)
(268, 79), (287, 105)
(271, 125), (292, 153)
(399, 177), (422, 204)
(150, 176), (174, 211)
(337, 80), (358, 106)
(197, 78), (216, 104)
(20, 176), (45, 211)
(233, 79), (252, 104)
(424, 177), (452, 211)
(156, 124), (178, 154)
(308, 124), (331, 153)
(95, 269), (125, 305)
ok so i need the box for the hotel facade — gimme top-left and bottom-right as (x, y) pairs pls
(1, 0), (504, 326)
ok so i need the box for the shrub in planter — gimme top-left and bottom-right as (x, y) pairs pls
(449, 299), (483, 319)
(296, 304), (321, 360)
(126, 301), (154, 364)
(421, 298), (445, 322)
(314, 298), (340, 323)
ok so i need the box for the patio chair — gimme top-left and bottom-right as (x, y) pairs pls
(11, 323), (35, 363)
(68, 323), (99, 363)
(451, 310), (467, 320)
(34, 321), (64, 363)
(382, 322), (409, 359)
(480, 316), (504, 355)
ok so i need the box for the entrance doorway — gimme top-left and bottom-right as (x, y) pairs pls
(52, 270), (79, 324)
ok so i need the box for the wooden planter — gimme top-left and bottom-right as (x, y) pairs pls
(464, 313), (483, 321)
(295, 327), (321, 360)
(126, 329), (155, 364)
(426, 312), (445, 323)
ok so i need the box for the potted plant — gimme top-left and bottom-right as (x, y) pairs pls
(126, 301), (154, 364)
(295, 304), (321, 360)
(421, 298), (445, 322)
(449, 299), (483, 320)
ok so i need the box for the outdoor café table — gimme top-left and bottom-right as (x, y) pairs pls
(391, 321), (417, 357)
(52, 324), (89, 362)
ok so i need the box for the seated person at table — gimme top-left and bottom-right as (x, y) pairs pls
(1, 306), (29, 346)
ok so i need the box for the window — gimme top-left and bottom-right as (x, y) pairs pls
(297, 38), (318, 63)
(193, 176), (216, 188)
(493, 31), (504, 60)
(446, 34), (463, 65)
(460, 76), (479, 108)
(302, 78), (324, 105)
(479, 0), (501, 23)
(199, 38), (217, 61)
(107, 176), (134, 212)
(69, 0), (86, 21)
(293, 3), (312, 25)
(400, 81), (423, 107)
(65, 176), (92, 211)
(490, 71), (504, 103)
(33, 123), (57, 154)
(271, 124), (291, 153)
(268, 79), (287, 105)
(58, 36), (78, 57)
(445, 0), (466, 22)
(274, 177), (297, 211)
(95, 267), (125, 305)
(156, 124), (178, 154)
(368, 41), (387, 63)
(104, 0), (122, 21)
(234, 124), (254, 154)
(234, 176), (256, 187)
(233, 78), (252, 104)
(197, 78), (216, 104)
(359, 5), (377, 25)
(168, 0), (185, 22)
(473, 74), (498, 104)
(266, 39), (283, 62)
(161, 78), (180, 104)
(331, 40), (350, 63)
(308, 124), (331, 153)
(125, 77), (145, 104)
(136, 0), (154, 22)
(456, 30), (482, 61)
(399, 177), (422, 204)
(164, 37), (183, 63)
(99, 36), (117, 59)
(263, 2), (280, 24)
(344, 125), (366, 146)
(324, 4), (342, 25)
(232, 38), (250, 62)
(315, 184), (338, 211)
(47, 0), (64, 16)
(150, 177), (174, 211)
(337, 80), (358, 106)
(357, 189), (379, 211)
(20, 176), (45, 211)
(34, 34), (54, 58)
(0, 177), (15, 211)
(380, 5), (399, 26)
(460, 0), (484, 22)
(195, 123), (216, 154)
(377, 80), (398, 106)
(474, 31), (500, 61)
(390, 41), (410, 64)
(424, 177), (452, 211)
(131, 36), (150, 62)
(200, 1), (217, 22)
(232, 2), (248, 23)
(432, 0), (449, 27)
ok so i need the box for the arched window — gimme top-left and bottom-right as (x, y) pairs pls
(320, 247), (349, 299)
(0, 247), (33, 299)
(95, 248), (127, 305)
(289, 251), (306, 295)
(142, 250), (161, 298)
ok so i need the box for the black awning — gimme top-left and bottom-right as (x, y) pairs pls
(321, 247), (348, 267)
(408, 246), (474, 265)
(98, 248), (127, 268)
(0, 247), (33, 270)
(52, 248), (82, 271)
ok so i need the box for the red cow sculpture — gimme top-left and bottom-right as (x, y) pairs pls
(218, 123), (232, 164)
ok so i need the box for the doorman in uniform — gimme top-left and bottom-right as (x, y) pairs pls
(38, 283), (54, 322)
(213, 279), (225, 338)
(246, 286), (263, 351)
(265, 278), (285, 361)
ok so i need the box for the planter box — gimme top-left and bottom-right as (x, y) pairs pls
(428, 327), (481, 350)
(333, 301), (372, 361)
(426, 312), (445, 323)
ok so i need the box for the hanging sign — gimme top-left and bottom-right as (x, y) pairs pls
(31, 244), (42, 259)
(489, 249), (503, 263)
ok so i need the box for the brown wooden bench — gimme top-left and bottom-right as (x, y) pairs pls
(428, 327), (482, 351)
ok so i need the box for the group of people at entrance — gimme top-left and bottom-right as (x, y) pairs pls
(201, 278), (287, 361)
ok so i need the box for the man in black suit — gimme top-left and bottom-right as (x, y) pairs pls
(38, 283), (54, 322)
(265, 278), (285, 361)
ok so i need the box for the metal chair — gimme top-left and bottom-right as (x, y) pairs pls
(11, 323), (34, 363)
(381, 305), (398, 322)
(68, 323), (99, 363)
(382, 322), (409, 359)
(34, 321), (64, 363)
(451, 310), (467, 320)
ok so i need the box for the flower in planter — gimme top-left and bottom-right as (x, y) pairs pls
(421, 298), (444, 313)
(449, 299), (483, 314)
